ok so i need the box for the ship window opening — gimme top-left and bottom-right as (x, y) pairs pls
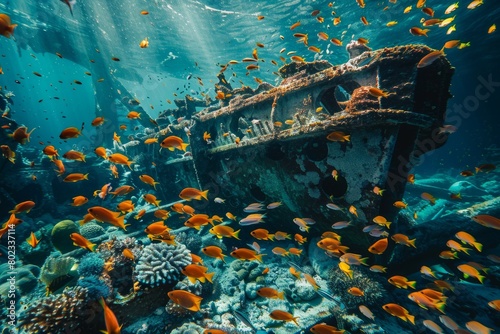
(305, 139), (328, 161)
(320, 174), (348, 198)
(250, 185), (267, 202)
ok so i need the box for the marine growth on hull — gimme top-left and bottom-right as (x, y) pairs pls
(0, 1), (500, 334)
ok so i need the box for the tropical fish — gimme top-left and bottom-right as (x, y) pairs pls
(472, 215), (500, 230)
(181, 264), (215, 284)
(160, 136), (189, 151)
(70, 233), (97, 252)
(0, 13), (17, 38)
(230, 248), (264, 262)
(167, 290), (202, 312)
(1, 145), (16, 163)
(388, 275), (417, 289)
(99, 297), (121, 334)
(108, 153), (134, 169)
(382, 303), (415, 324)
(63, 173), (88, 182)
(179, 187), (208, 201)
(202, 246), (226, 262)
(9, 200), (36, 214)
(269, 310), (299, 326)
(9, 126), (36, 144)
(457, 264), (486, 283)
(87, 206), (128, 230)
(368, 238), (388, 255)
(71, 196), (88, 207)
(139, 174), (159, 189)
(209, 225), (240, 239)
(257, 287), (284, 299)
(26, 232), (40, 248)
(455, 231), (482, 252)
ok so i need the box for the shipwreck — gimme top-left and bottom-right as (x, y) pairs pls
(0, 43), (454, 250)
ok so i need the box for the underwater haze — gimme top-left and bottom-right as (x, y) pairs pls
(1, 0), (500, 333)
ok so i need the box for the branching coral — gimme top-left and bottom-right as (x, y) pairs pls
(18, 286), (96, 334)
(134, 242), (191, 287)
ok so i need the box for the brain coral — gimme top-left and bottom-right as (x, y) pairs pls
(134, 242), (191, 287)
(79, 222), (106, 239)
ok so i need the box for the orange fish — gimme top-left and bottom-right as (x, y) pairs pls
(117, 200), (135, 213)
(160, 136), (189, 151)
(122, 248), (135, 261)
(269, 310), (299, 326)
(72, 196), (88, 206)
(383, 303), (415, 324)
(63, 173), (88, 182)
(391, 234), (416, 248)
(410, 27), (430, 37)
(26, 232), (40, 248)
(0, 14), (17, 39)
(179, 187), (208, 201)
(63, 150), (86, 162)
(0, 145), (15, 164)
(139, 174), (159, 189)
(108, 153), (134, 169)
(9, 200), (36, 214)
(368, 238), (388, 255)
(143, 193), (161, 207)
(209, 225), (240, 239)
(388, 275), (416, 289)
(457, 264), (485, 284)
(294, 234), (307, 244)
(99, 297), (122, 334)
(190, 253), (203, 264)
(91, 117), (105, 127)
(94, 147), (108, 159)
(472, 215), (500, 230)
(87, 206), (128, 230)
(251, 228), (274, 241)
(70, 233), (97, 252)
(230, 248), (264, 262)
(326, 131), (350, 142)
(348, 287), (364, 296)
(167, 290), (203, 311)
(257, 287), (284, 299)
(9, 126), (36, 144)
(59, 126), (82, 139)
(182, 264), (215, 284)
(134, 209), (146, 220)
(184, 214), (213, 230)
(42, 145), (59, 158)
(201, 246), (226, 262)
(127, 111), (141, 119)
(421, 192), (436, 205)
(109, 185), (134, 197)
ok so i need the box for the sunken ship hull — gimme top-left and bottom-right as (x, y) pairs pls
(183, 44), (454, 247)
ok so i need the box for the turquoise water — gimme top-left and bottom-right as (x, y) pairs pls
(1, 1), (500, 333)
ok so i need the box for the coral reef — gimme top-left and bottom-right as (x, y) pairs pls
(51, 220), (79, 254)
(77, 276), (110, 300)
(134, 242), (191, 287)
(79, 222), (106, 239)
(78, 253), (104, 277)
(327, 265), (386, 310)
(17, 286), (95, 334)
(170, 322), (204, 334)
(176, 231), (203, 253)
